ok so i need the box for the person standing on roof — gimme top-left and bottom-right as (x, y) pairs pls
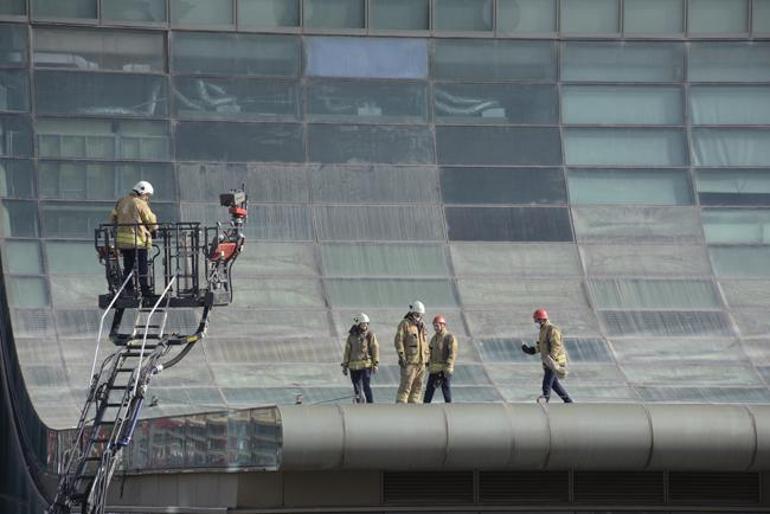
(341, 313), (379, 403)
(522, 308), (573, 403)
(395, 300), (430, 403)
(109, 181), (157, 297)
(423, 315), (458, 404)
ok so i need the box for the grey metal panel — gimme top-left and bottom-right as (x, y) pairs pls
(443, 403), (513, 469)
(747, 405), (770, 471)
(278, 405), (344, 470)
(507, 403), (550, 469)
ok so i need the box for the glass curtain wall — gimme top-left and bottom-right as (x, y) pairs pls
(1, 0), (770, 427)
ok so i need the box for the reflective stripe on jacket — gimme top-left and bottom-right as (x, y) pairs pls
(342, 327), (379, 371)
(394, 315), (429, 366)
(109, 194), (157, 249)
(428, 330), (458, 374)
(536, 321), (567, 367)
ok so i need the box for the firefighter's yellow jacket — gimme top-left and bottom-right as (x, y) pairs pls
(428, 329), (458, 374)
(342, 326), (379, 371)
(109, 194), (157, 249)
(536, 321), (567, 369)
(394, 315), (429, 366)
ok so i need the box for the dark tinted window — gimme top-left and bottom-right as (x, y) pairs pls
(0, 114), (32, 157)
(0, 160), (34, 198)
(696, 169), (770, 206)
(441, 167), (566, 205)
(308, 124), (434, 164)
(437, 126), (562, 165)
(434, 83), (558, 124)
(176, 122), (304, 162)
(445, 206), (573, 241)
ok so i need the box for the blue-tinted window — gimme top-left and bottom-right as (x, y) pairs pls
(305, 37), (428, 79)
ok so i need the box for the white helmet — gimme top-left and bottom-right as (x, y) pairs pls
(353, 312), (370, 324)
(409, 300), (426, 315)
(132, 180), (154, 196)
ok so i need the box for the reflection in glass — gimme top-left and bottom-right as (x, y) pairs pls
(304, 0), (364, 28)
(446, 206), (573, 242)
(696, 169), (770, 206)
(39, 162), (175, 201)
(306, 37), (428, 79)
(176, 121), (304, 162)
(0, 200), (37, 237)
(371, 0), (429, 30)
(239, 0), (299, 27)
(692, 129), (770, 166)
(434, 83), (557, 124)
(498, 0), (556, 33)
(710, 246), (770, 277)
(433, 40), (556, 81)
(4, 241), (42, 274)
(702, 208), (770, 244)
(562, 86), (682, 125)
(565, 128), (688, 166)
(689, 86), (770, 125)
(437, 127), (562, 165)
(308, 124), (434, 164)
(434, 0), (492, 31)
(562, 42), (684, 82)
(623, 0), (683, 33)
(174, 77), (300, 120)
(172, 0), (233, 26)
(308, 81), (426, 122)
(32, 0), (96, 19)
(441, 168), (566, 205)
(688, 42), (770, 82)
(560, 0), (619, 33)
(102, 0), (166, 22)
(0, 70), (28, 111)
(568, 169), (693, 205)
(688, 0), (748, 33)
(0, 159), (34, 197)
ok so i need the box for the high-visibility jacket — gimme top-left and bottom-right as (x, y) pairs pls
(342, 326), (379, 371)
(428, 329), (458, 374)
(535, 321), (567, 368)
(394, 315), (429, 366)
(109, 194), (157, 249)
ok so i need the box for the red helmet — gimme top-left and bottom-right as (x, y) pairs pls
(533, 308), (548, 321)
(432, 315), (446, 325)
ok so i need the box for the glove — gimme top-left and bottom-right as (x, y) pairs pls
(521, 344), (536, 355)
(445, 368), (453, 377)
(341, 366), (348, 376)
(398, 354), (406, 368)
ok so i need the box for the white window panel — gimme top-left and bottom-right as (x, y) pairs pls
(565, 128), (688, 166)
(623, 0), (683, 34)
(458, 278), (588, 308)
(572, 206), (702, 243)
(709, 246), (770, 277)
(690, 86), (770, 125)
(560, 0), (619, 33)
(720, 280), (770, 307)
(563, 86), (682, 125)
(693, 129), (770, 167)
(579, 244), (711, 276)
(450, 243), (581, 277)
(703, 208), (770, 244)
(688, 42), (770, 82)
(568, 169), (693, 206)
(688, 0), (748, 33)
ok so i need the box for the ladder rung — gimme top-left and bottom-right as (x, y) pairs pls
(91, 438), (110, 443)
(94, 421), (115, 426)
(105, 402), (124, 407)
(116, 368), (134, 372)
(123, 352), (149, 357)
(84, 456), (102, 461)
(76, 474), (95, 480)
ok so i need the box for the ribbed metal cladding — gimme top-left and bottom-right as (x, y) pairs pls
(383, 471), (474, 504)
(478, 471), (569, 503)
(573, 471), (665, 504)
(668, 472), (760, 504)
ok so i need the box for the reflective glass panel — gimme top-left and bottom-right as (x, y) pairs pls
(637, 386), (770, 403)
(720, 279), (770, 307)
(314, 205), (444, 241)
(623, 363), (760, 386)
(612, 338), (742, 363)
(308, 81), (427, 122)
(3, 241), (42, 274)
(310, 165), (438, 203)
(0, 24), (26, 67)
(305, 37), (428, 79)
(171, 0), (233, 26)
(50, 275), (103, 308)
(35, 72), (168, 117)
(688, 43), (770, 82)
(308, 124), (434, 164)
(437, 127), (562, 165)
(0, 0), (25, 15)
(41, 201), (176, 238)
(450, 243), (582, 276)
(580, 244), (711, 276)
(434, 84), (557, 124)
(7, 277), (48, 308)
(498, 0), (556, 33)
(177, 163), (308, 202)
(755, 0), (770, 32)
(234, 278), (325, 307)
(239, 0), (299, 27)
(0, 70), (28, 111)
(321, 243), (448, 276)
(36, 118), (169, 160)
(39, 162), (174, 201)
(182, 203), (312, 241)
(601, 311), (734, 337)
(696, 169), (770, 206)
(174, 77), (300, 120)
(589, 279), (721, 309)
(458, 278), (587, 307)
(623, 0), (683, 33)
(690, 86), (770, 125)
(562, 86), (682, 125)
(0, 159), (34, 198)
(46, 241), (102, 273)
(710, 246), (770, 277)
(441, 168), (566, 205)
(434, 0), (492, 31)
(572, 206), (702, 243)
(235, 243), (317, 277)
(102, 0), (167, 22)
(445, 207), (573, 241)
(326, 279), (457, 308)
(304, 0), (364, 28)
(0, 200), (37, 237)
(33, 29), (164, 72)
(688, 0), (748, 33)
(0, 114), (32, 157)
(32, 0), (96, 19)
(173, 33), (300, 77)
(567, 169), (693, 205)
(176, 122), (304, 162)
(433, 40), (556, 81)
(702, 208), (770, 244)
(564, 129), (688, 166)
(560, 0), (619, 33)
(692, 129), (770, 167)
(371, 0), (429, 30)
(562, 42), (684, 82)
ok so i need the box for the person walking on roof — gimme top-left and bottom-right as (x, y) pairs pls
(423, 315), (458, 404)
(395, 300), (429, 403)
(521, 308), (573, 404)
(109, 181), (157, 297)
(341, 313), (379, 403)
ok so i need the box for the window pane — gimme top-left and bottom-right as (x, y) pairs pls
(580, 244), (712, 276)
(433, 40), (556, 81)
(702, 208), (770, 244)
(310, 165), (438, 203)
(239, 0), (299, 27)
(371, 0), (429, 30)
(435, 0), (492, 31)
(0, 0), (25, 15)
(306, 37), (427, 79)
(434, 84), (557, 124)
(176, 122), (304, 162)
(437, 127), (562, 165)
(754, 0), (770, 32)
(320, 243), (448, 276)
(41, 201), (175, 238)
(7, 277), (48, 308)
(102, 0), (167, 22)
(32, 0), (96, 19)
(308, 81), (427, 122)
(623, 0), (683, 33)
(173, 33), (300, 77)
(690, 86), (770, 125)
(688, 0), (748, 33)
(0, 159), (34, 197)
(568, 169), (693, 205)
(0, 24), (26, 67)
(638, 386), (770, 403)
(721, 279), (770, 307)
(498, 0), (556, 33)
(560, 0), (619, 33)
(451, 243), (582, 276)
(562, 42), (684, 82)
(696, 169), (770, 206)
(174, 77), (300, 120)
(46, 241), (102, 273)
(623, 363), (760, 386)
(445, 207), (573, 242)
(33, 29), (164, 72)
(314, 205), (444, 241)
(458, 278), (587, 308)
(563, 86), (682, 125)
(235, 243), (317, 276)
(36, 118), (170, 160)
(441, 168), (566, 205)
(4, 241), (42, 274)
(35, 71), (168, 117)
(0, 70), (28, 111)
(308, 124), (434, 164)
(172, 0), (233, 26)
(177, 163), (307, 202)
(601, 311), (734, 337)
(185, 203), (311, 241)
(688, 43), (770, 82)
(710, 246), (770, 277)
(304, 0), (364, 28)
(0, 114), (32, 157)
(692, 129), (770, 167)
(572, 206), (702, 243)
(39, 162), (175, 201)
(589, 279), (721, 309)
(565, 128), (688, 166)
(326, 279), (457, 308)
(234, 279), (324, 307)
(0, 200), (37, 237)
